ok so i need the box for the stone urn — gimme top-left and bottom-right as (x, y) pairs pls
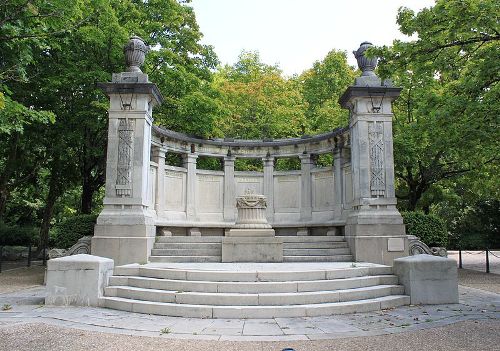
(234, 189), (271, 229)
(124, 36), (149, 72)
(353, 41), (378, 76)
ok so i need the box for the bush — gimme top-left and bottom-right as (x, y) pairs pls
(402, 211), (448, 247)
(0, 221), (38, 246)
(52, 214), (98, 249)
(450, 200), (500, 250)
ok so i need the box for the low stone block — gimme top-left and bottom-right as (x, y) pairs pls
(393, 254), (458, 304)
(222, 237), (283, 262)
(45, 254), (114, 307)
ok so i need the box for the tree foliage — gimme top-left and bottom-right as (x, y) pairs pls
(402, 211), (448, 247)
(372, 0), (500, 211)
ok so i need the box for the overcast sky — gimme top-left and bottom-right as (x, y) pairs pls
(190, 0), (435, 75)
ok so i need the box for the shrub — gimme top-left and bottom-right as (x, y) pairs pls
(402, 211), (448, 247)
(0, 221), (38, 246)
(52, 214), (98, 249)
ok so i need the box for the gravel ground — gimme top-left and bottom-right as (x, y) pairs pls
(0, 320), (498, 351)
(458, 268), (500, 294)
(0, 266), (45, 294)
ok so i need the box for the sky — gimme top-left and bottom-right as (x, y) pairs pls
(190, 0), (435, 75)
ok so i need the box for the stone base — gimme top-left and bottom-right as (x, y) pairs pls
(92, 223), (155, 266)
(226, 228), (275, 237)
(345, 234), (408, 266)
(393, 254), (458, 304)
(344, 208), (408, 265)
(222, 237), (283, 262)
(46, 254), (114, 307)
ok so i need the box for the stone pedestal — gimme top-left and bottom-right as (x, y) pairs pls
(224, 191), (282, 262)
(393, 255), (459, 304)
(46, 254), (114, 307)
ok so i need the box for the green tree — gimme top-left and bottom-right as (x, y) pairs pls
(300, 50), (355, 133)
(372, 0), (500, 210)
(213, 51), (306, 139)
(2, 0), (219, 249)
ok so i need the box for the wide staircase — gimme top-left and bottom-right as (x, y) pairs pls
(101, 263), (409, 318)
(150, 236), (353, 263)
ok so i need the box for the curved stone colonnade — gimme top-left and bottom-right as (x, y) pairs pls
(147, 125), (352, 237)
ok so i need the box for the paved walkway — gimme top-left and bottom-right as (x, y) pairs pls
(0, 285), (498, 341)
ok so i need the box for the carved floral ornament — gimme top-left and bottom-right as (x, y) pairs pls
(236, 189), (268, 209)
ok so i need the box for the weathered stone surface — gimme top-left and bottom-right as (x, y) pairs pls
(393, 254), (459, 304)
(46, 254), (114, 307)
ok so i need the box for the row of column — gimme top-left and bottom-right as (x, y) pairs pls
(151, 149), (349, 223)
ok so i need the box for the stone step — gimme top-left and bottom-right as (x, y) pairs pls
(283, 242), (349, 249)
(283, 248), (351, 256)
(155, 236), (224, 243)
(113, 265), (393, 282)
(101, 295), (410, 318)
(153, 243), (222, 250)
(105, 284), (404, 306)
(150, 248), (221, 256)
(108, 275), (398, 294)
(279, 236), (346, 242)
(284, 255), (353, 262)
(149, 256), (221, 263)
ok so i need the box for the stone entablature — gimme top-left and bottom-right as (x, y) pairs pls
(151, 125), (349, 158)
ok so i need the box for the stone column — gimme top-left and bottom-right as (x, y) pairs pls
(333, 147), (344, 219)
(223, 156), (236, 222)
(262, 156), (274, 222)
(92, 37), (163, 266)
(183, 153), (198, 223)
(299, 153), (313, 223)
(338, 41), (407, 265)
(152, 148), (166, 215)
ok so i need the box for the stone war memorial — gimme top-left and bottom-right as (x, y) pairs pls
(46, 37), (459, 318)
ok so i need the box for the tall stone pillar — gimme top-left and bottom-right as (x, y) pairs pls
(223, 156), (236, 222)
(299, 154), (313, 223)
(262, 156), (274, 222)
(92, 36), (163, 266)
(333, 147), (344, 219)
(183, 153), (198, 223)
(152, 147), (166, 215)
(339, 41), (407, 265)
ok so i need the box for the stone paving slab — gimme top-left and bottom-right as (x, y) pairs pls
(0, 285), (498, 341)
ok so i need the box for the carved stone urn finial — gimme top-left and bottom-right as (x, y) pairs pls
(353, 41), (378, 77)
(124, 36), (149, 73)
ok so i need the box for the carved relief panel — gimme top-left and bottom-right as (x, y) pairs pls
(116, 119), (135, 196)
(368, 122), (385, 196)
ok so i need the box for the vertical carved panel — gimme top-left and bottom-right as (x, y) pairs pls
(116, 119), (135, 196)
(368, 122), (385, 196)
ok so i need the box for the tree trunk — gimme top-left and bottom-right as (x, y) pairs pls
(38, 162), (62, 254)
(81, 174), (93, 214)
